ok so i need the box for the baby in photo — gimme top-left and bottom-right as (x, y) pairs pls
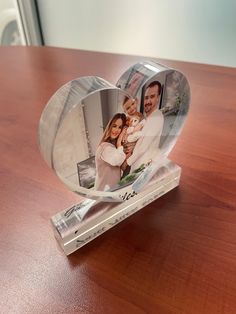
(122, 97), (145, 147)
(121, 97), (145, 176)
(126, 111), (145, 143)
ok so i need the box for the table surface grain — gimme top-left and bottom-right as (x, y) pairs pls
(0, 46), (236, 314)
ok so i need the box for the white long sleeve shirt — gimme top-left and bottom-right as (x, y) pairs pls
(95, 142), (126, 191)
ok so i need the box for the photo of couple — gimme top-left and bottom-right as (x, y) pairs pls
(94, 80), (164, 191)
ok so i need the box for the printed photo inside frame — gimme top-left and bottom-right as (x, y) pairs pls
(63, 74), (187, 194)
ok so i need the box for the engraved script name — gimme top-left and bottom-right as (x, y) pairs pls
(75, 189), (164, 249)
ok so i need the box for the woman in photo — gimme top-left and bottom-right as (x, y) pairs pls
(94, 113), (127, 191)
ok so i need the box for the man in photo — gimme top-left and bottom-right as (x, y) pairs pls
(122, 81), (164, 173)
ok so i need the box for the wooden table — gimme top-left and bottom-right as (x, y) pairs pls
(0, 47), (236, 314)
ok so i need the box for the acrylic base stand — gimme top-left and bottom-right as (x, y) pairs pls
(51, 160), (181, 255)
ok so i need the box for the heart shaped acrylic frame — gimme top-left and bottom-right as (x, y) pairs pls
(38, 61), (190, 202)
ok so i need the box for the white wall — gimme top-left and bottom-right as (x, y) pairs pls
(37, 0), (236, 67)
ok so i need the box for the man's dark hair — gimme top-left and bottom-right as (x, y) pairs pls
(146, 81), (162, 95)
